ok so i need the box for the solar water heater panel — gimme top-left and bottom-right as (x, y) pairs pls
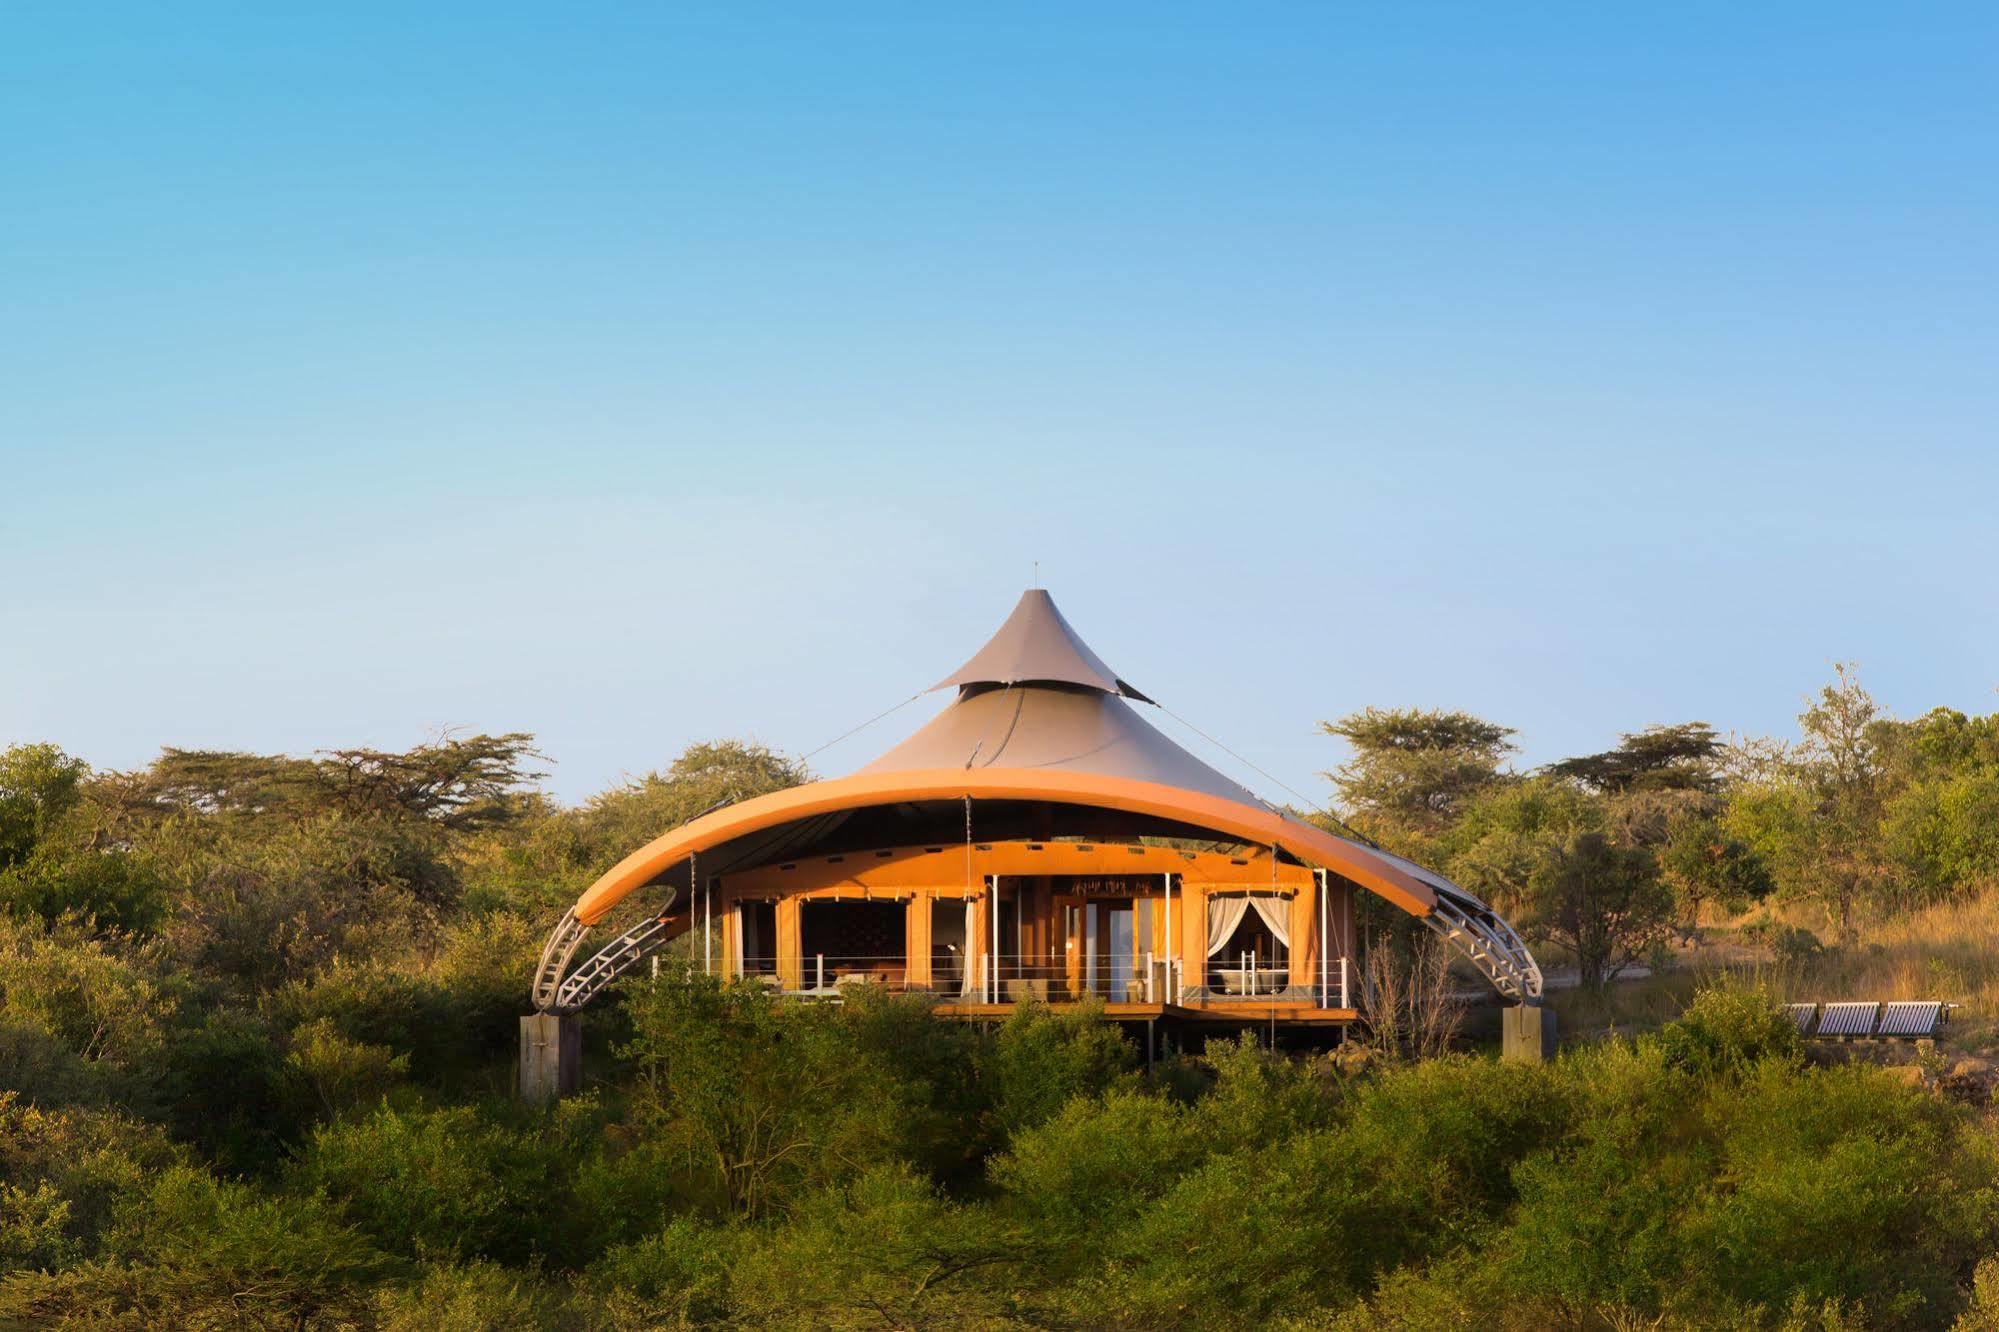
(1817, 1001), (1880, 1037)
(1876, 1001), (1943, 1038)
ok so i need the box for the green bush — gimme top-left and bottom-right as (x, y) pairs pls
(585, 1216), (742, 1328)
(374, 1260), (571, 1331)
(162, 1007), (314, 1174)
(269, 959), (459, 1080)
(1771, 924), (1827, 967)
(0, 918), (179, 1110)
(975, 998), (1136, 1138)
(727, 1165), (1019, 1330)
(1653, 983), (1801, 1077)
(988, 1089), (1208, 1274)
(163, 815), (453, 991)
(292, 1100), (599, 1267)
(617, 970), (936, 1218)
(0, 844), (166, 935)
(1678, 1061), (1998, 1321)
(0, 1164), (392, 1329)
(286, 1016), (410, 1118)
(0, 1093), (183, 1272)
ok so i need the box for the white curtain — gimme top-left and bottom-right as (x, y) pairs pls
(1206, 894), (1251, 957)
(1250, 893), (1291, 947)
(730, 904), (746, 976)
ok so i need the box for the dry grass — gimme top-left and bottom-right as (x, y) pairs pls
(1762, 893), (1999, 1055)
(1547, 968), (1707, 1042)
(1532, 891), (1999, 1055)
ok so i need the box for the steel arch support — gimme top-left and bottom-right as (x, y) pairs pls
(531, 888), (682, 1014)
(1421, 890), (1544, 1005)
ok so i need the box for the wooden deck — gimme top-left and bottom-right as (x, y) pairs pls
(930, 999), (1359, 1025)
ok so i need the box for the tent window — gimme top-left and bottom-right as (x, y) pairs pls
(931, 898), (970, 994)
(1208, 893), (1289, 996)
(800, 900), (907, 984)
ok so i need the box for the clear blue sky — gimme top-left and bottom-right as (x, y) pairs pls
(4, 4), (1995, 804)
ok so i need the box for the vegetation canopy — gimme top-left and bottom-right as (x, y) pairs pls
(6, 665), (1999, 1327)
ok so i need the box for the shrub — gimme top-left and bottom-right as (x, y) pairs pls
(618, 970), (929, 1218)
(163, 815), (451, 991)
(727, 1165), (1019, 1330)
(292, 1100), (598, 1267)
(0, 845), (166, 935)
(0, 1164), (392, 1329)
(1955, 1255), (1999, 1331)
(374, 1260), (570, 1330)
(988, 1089), (1207, 1268)
(1653, 983), (1800, 1078)
(1187, 1033), (1337, 1144)
(1678, 1060), (1999, 1321)
(0, 917), (178, 1110)
(428, 911), (546, 1068)
(0, 1093), (182, 1270)
(975, 998), (1136, 1138)
(585, 1216), (741, 1328)
(286, 1017), (409, 1118)
(1771, 925), (1827, 967)
(269, 960), (456, 1080)
(162, 1007), (314, 1174)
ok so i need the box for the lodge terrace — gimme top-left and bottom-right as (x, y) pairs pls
(524, 591), (1548, 1096)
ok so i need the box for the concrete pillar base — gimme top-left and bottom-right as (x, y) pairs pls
(1502, 1005), (1557, 1063)
(519, 1012), (581, 1104)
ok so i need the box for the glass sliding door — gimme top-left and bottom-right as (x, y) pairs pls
(1056, 884), (1161, 1001)
(1104, 904), (1133, 1001)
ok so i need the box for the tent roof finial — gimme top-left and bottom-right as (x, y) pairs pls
(931, 589), (1150, 702)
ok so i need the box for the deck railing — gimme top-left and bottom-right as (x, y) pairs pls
(721, 952), (1352, 1008)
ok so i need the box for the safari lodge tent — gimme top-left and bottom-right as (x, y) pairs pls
(528, 591), (1542, 1084)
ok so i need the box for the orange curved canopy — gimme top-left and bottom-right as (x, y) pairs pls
(572, 767), (1439, 926)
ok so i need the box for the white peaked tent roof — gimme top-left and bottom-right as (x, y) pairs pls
(861, 684), (1264, 805)
(930, 588), (1154, 702)
(866, 592), (1259, 806)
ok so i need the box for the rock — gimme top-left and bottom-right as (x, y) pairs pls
(1329, 1044), (1376, 1075)
(1952, 1057), (1993, 1078)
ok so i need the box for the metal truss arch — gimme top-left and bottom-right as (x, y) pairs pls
(1420, 886), (1544, 1005)
(531, 888), (682, 1015)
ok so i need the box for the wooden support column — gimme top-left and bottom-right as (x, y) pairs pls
(719, 897), (737, 980)
(971, 889), (992, 1000)
(907, 892), (933, 989)
(1181, 884), (1208, 1003)
(776, 897), (802, 989)
(1290, 887), (1315, 991)
(519, 1013), (580, 1105)
(1023, 876), (1049, 976)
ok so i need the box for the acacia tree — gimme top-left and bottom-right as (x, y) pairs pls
(579, 740), (809, 870)
(1523, 831), (1674, 991)
(1319, 708), (1515, 854)
(100, 733), (546, 832)
(1726, 666), (1891, 943)
(1441, 776), (1597, 916)
(0, 744), (89, 869)
(1545, 722), (1722, 796)
(1660, 811), (1771, 940)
